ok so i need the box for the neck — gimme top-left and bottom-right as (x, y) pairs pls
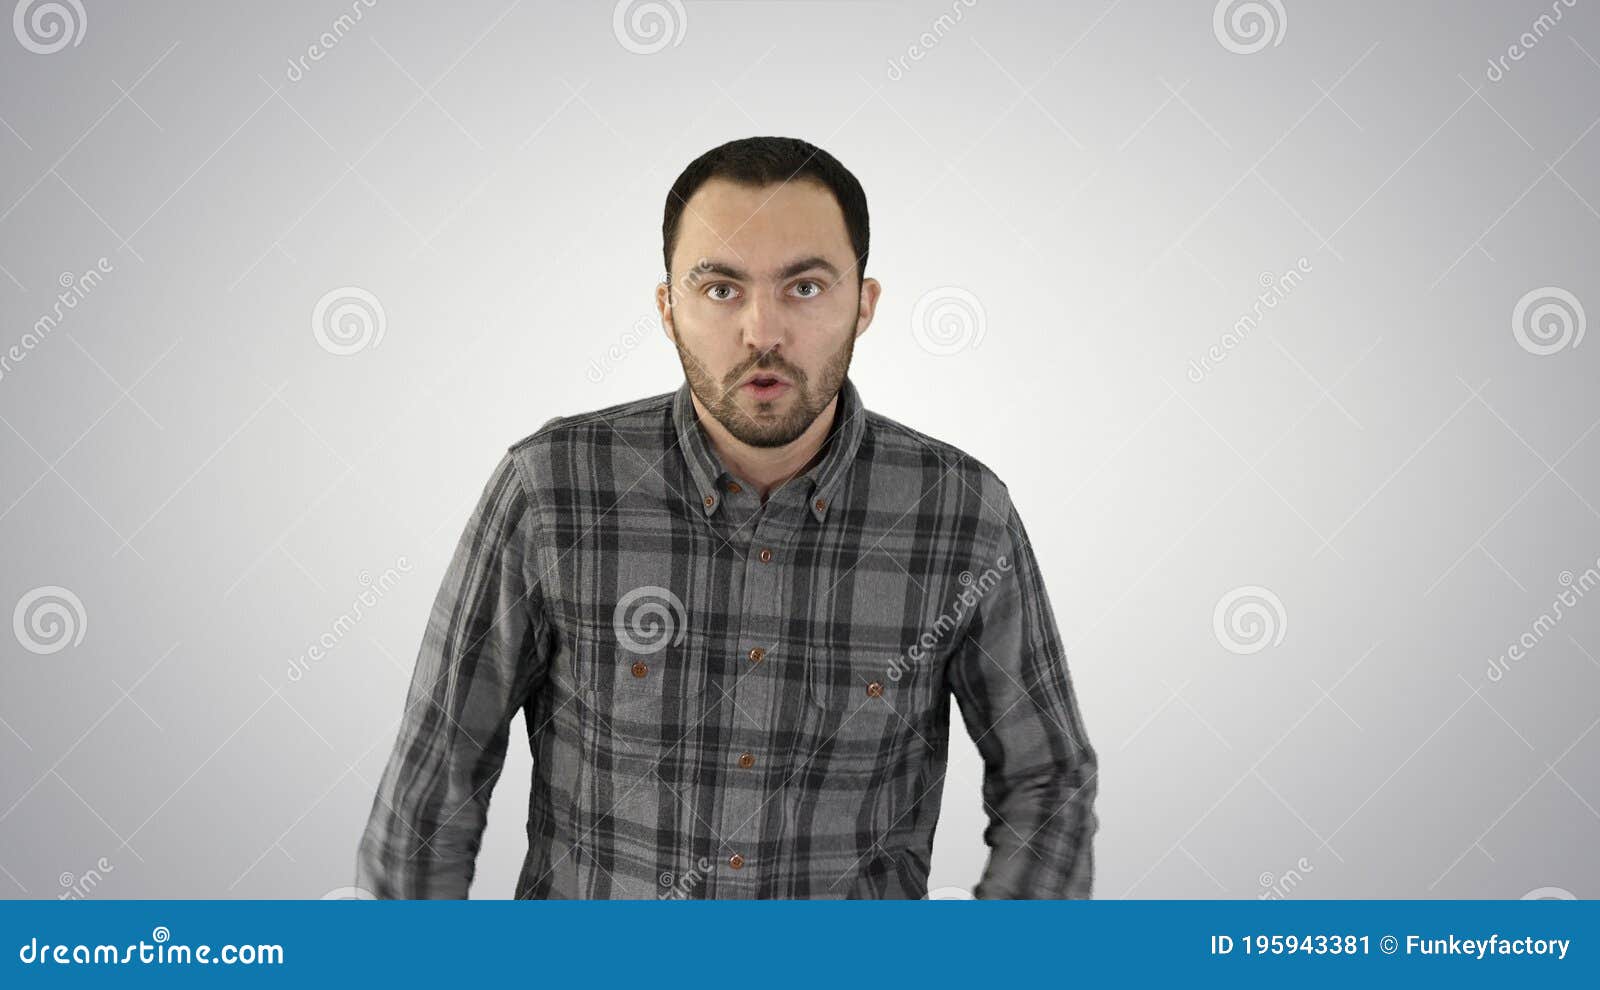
(691, 392), (839, 501)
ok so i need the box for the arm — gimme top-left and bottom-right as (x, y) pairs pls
(948, 488), (1099, 899)
(355, 449), (548, 898)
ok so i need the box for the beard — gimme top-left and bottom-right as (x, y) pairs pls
(672, 319), (856, 450)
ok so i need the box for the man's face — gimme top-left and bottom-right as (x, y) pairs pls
(658, 177), (879, 448)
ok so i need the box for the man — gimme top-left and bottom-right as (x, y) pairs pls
(355, 136), (1097, 899)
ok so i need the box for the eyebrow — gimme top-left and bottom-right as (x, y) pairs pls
(695, 255), (841, 282)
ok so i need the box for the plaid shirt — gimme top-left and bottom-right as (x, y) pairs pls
(355, 375), (1098, 898)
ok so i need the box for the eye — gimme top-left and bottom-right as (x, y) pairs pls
(706, 283), (739, 302)
(791, 279), (825, 299)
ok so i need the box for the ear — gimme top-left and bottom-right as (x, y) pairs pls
(854, 277), (882, 339)
(656, 279), (677, 343)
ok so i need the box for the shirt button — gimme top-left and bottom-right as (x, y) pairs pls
(702, 495), (715, 508)
(814, 497), (827, 511)
(758, 548), (773, 563)
(727, 481), (742, 494)
(737, 752), (755, 769)
(631, 661), (648, 678)
(866, 681), (883, 697)
(728, 853), (745, 870)
(748, 646), (765, 663)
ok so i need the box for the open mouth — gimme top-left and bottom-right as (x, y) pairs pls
(741, 374), (791, 398)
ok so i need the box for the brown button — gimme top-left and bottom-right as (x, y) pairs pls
(748, 646), (765, 663)
(737, 752), (755, 768)
(758, 548), (773, 563)
(631, 661), (648, 678)
(814, 497), (827, 511)
(866, 681), (883, 697)
(702, 495), (715, 508)
(727, 481), (742, 494)
(728, 853), (745, 870)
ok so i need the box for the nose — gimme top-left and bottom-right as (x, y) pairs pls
(740, 292), (785, 356)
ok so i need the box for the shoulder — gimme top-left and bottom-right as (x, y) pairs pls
(503, 390), (674, 486)
(863, 406), (1012, 508)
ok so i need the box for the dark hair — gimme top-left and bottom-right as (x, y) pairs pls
(662, 136), (870, 287)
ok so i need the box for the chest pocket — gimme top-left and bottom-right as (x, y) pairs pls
(568, 630), (714, 788)
(791, 644), (943, 859)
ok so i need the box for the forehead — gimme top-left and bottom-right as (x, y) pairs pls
(673, 177), (852, 273)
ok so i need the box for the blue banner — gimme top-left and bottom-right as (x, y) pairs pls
(3, 899), (1594, 987)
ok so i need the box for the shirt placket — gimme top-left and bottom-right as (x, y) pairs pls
(710, 490), (799, 897)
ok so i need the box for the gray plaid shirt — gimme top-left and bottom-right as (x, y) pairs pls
(355, 375), (1097, 898)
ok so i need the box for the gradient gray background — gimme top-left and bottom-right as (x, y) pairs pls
(2, 0), (1597, 900)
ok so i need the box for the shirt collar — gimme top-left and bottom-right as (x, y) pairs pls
(672, 374), (867, 523)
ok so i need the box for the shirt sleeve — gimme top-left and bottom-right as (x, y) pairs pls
(947, 487), (1099, 899)
(355, 449), (549, 898)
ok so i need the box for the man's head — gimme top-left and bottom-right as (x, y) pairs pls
(657, 137), (880, 449)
